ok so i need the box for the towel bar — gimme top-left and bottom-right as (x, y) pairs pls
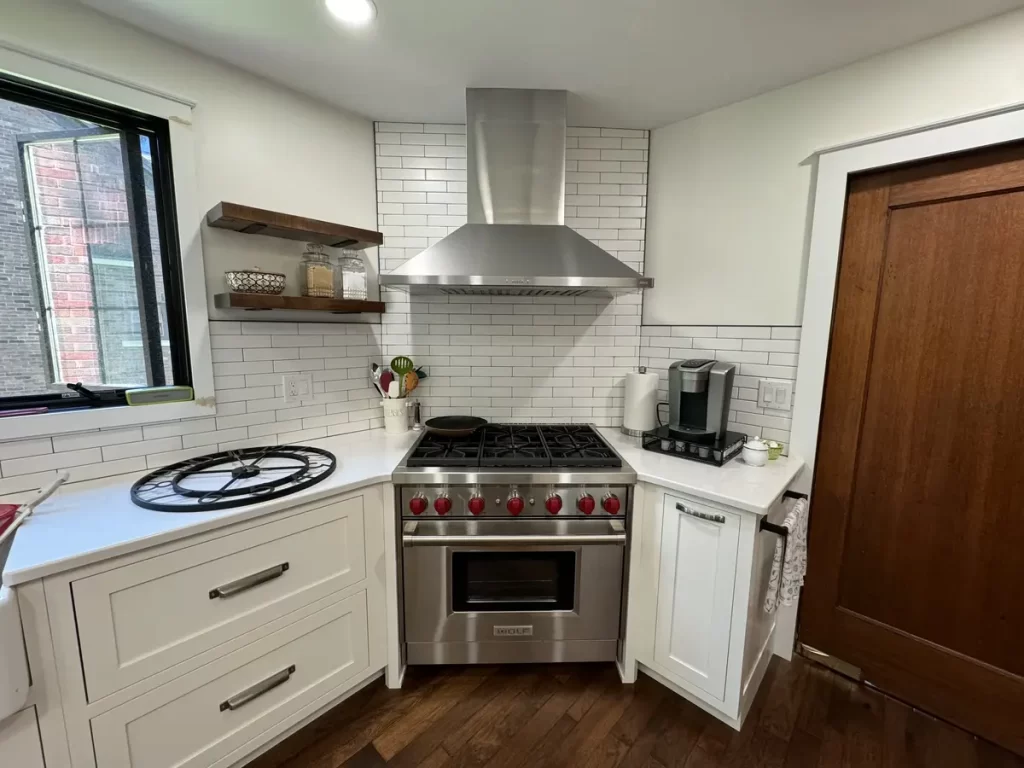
(782, 489), (808, 501)
(760, 518), (789, 568)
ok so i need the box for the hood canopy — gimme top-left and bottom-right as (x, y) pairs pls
(380, 88), (652, 296)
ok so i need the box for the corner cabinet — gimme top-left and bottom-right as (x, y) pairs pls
(624, 483), (785, 730)
(0, 483), (392, 768)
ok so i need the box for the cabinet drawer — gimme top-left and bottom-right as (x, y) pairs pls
(74, 496), (366, 701)
(91, 590), (370, 768)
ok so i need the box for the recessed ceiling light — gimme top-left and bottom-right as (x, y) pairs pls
(325, 0), (377, 26)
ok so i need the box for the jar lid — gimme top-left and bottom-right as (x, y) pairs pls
(745, 436), (769, 451)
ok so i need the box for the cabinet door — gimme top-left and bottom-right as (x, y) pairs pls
(654, 494), (740, 700)
(0, 707), (45, 768)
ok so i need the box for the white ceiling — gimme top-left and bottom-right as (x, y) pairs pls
(83, 0), (1022, 128)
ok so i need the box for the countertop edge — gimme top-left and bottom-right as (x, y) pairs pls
(634, 463), (805, 515)
(2, 473), (391, 587)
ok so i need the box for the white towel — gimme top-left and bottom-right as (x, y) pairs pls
(763, 497), (809, 614)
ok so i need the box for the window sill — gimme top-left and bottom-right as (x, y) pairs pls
(1, 400), (217, 441)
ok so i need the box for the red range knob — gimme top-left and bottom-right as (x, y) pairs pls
(603, 494), (621, 515)
(409, 496), (428, 516)
(434, 495), (452, 516)
(545, 494), (563, 515)
(507, 495), (525, 516)
(468, 496), (486, 516)
(577, 494), (596, 515)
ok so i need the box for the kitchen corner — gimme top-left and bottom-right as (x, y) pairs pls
(8, 0), (1023, 763)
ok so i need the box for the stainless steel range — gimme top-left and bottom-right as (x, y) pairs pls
(392, 424), (635, 665)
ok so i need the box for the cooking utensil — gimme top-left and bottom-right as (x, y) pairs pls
(390, 356), (415, 397)
(387, 380), (400, 399)
(370, 364), (384, 398)
(403, 370), (419, 394)
(0, 472), (68, 548)
(390, 356), (415, 376)
(424, 416), (488, 437)
(379, 370), (395, 396)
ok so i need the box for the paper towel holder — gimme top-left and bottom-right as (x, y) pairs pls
(621, 366), (660, 438)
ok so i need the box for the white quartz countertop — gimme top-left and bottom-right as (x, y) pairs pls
(1, 429), (418, 587)
(3, 425), (803, 587)
(596, 428), (804, 514)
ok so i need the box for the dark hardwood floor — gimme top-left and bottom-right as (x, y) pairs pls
(249, 656), (1024, 768)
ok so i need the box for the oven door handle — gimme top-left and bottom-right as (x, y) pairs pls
(401, 520), (626, 547)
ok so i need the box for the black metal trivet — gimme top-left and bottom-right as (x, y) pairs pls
(131, 445), (336, 512)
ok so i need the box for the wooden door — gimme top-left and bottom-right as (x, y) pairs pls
(655, 493), (740, 700)
(801, 142), (1024, 755)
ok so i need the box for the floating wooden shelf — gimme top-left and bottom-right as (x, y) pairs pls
(214, 293), (385, 314)
(206, 202), (384, 250)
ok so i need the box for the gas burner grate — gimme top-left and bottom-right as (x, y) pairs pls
(404, 424), (622, 469)
(131, 445), (336, 512)
(407, 433), (484, 467)
(539, 425), (623, 467)
(480, 425), (550, 467)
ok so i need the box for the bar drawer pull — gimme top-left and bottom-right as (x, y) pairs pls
(209, 562), (289, 599)
(219, 665), (295, 712)
(676, 503), (725, 525)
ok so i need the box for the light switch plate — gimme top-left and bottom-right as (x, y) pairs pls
(282, 373), (313, 404)
(758, 380), (793, 412)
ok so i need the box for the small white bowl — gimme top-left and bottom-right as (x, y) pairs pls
(742, 437), (769, 467)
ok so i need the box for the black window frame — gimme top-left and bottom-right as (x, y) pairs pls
(0, 71), (191, 412)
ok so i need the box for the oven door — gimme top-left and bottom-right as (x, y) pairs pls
(401, 519), (625, 663)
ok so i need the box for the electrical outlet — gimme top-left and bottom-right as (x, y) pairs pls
(757, 380), (793, 412)
(282, 373), (313, 404)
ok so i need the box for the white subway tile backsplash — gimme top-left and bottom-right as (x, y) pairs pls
(0, 122), (801, 490)
(641, 325), (801, 450)
(0, 437), (53, 461)
(2, 447), (100, 477)
(372, 122), (650, 428)
(0, 313), (383, 488)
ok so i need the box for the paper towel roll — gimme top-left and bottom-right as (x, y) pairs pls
(623, 371), (660, 434)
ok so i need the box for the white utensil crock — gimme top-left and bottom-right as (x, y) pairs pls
(382, 399), (409, 434)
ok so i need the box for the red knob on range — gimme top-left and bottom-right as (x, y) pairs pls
(409, 496), (428, 516)
(603, 494), (621, 515)
(507, 494), (525, 516)
(468, 496), (486, 516)
(545, 494), (562, 515)
(577, 494), (596, 515)
(434, 495), (452, 516)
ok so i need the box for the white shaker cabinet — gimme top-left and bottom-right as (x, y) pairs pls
(624, 482), (785, 730)
(0, 483), (391, 768)
(654, 496), (741, 700)
(0, 707), (46, 768)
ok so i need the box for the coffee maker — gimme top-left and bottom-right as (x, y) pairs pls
(668, 359), (736, 444)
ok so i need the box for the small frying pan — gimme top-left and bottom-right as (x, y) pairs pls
(425, 415), (488, 437)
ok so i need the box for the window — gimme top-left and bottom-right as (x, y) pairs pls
(0, 72), (189, 412)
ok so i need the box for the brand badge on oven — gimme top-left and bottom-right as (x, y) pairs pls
(493, 625), (534, 637)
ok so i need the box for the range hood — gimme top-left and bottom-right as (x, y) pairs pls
(379, 89), (653, 296)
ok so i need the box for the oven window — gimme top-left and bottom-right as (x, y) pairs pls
(452, 551), (576, 612)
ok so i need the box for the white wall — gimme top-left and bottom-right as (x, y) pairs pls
(643, 8), (1024, 327)
(0, 0), (378, 319)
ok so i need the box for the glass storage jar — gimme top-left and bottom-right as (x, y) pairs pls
(300, 243), (335, 298)
(336, 249), (368, 300)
